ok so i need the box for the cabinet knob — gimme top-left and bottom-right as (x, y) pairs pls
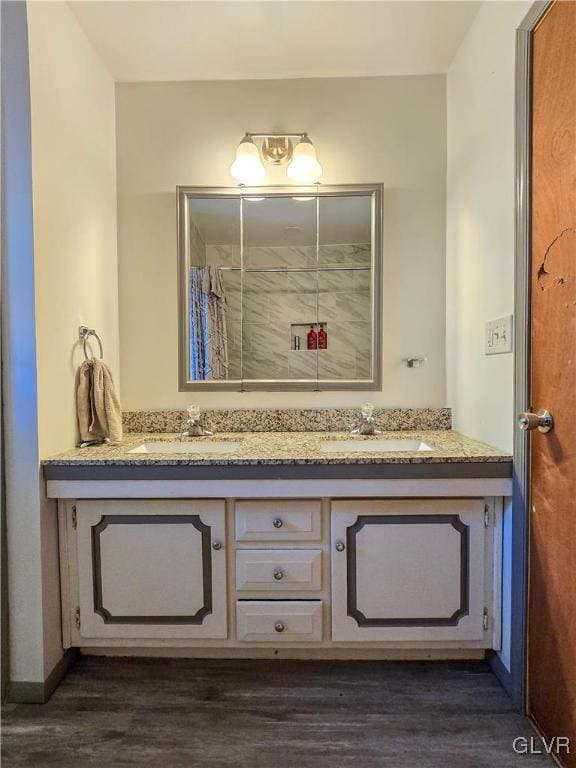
(273, 569), (284, 581)
(212, 541), (222, 550)
(273, 518), (283, 529)
(275, 621), (286, 633)
(335, 540), (345, 552)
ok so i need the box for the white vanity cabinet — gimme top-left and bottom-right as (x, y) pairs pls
(61, 500), (227, 642)
(56, 491), (502, 655)
(331, 499), (491, 643)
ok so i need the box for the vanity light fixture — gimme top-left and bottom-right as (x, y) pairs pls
(230, 132), (323, 185)
(286, 136), (323, 184)
(229, 136), (266, 184)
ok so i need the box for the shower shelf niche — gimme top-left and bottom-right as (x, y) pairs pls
(291, 322), (328, 351)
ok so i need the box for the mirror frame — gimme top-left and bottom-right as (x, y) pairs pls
(177, 183), (383, 391)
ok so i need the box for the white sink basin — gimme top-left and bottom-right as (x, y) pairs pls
(320, 439), (434, 453)
(128, 441), (242, 455)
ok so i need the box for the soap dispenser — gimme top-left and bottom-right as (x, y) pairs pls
(307, 324), (318, 350)
(318, 324), (327, 349)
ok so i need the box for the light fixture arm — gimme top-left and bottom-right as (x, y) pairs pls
(244, 133), (309, 167)
(230, 132), (321, 183)
(245, 132), (307, 140)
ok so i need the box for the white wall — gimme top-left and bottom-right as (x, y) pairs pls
(2, 0), (45, 686)
(446, 0), (532, 677)
(116, 76), (446, 410)
(0, 0), (120, 691)
(28, 0), (120, 457)
(1, 0), (62, 690)
(446, 1), (531, 452)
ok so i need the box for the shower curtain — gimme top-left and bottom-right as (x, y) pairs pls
(189, 266), (228, 380)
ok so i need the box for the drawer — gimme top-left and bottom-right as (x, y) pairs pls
(235, 500), (321, 541)
(236, 600), (323, 642)
(236, 549), (322, 592)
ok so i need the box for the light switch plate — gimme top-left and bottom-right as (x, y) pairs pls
(485, 315), (513, 355)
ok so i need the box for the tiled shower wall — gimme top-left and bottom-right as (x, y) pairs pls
(204, 244), (372, 381)
(189, 219), (206, 266)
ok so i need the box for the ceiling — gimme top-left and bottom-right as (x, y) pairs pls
(68, 1), (481, 83)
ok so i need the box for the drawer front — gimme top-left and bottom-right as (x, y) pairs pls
(236, 549), (322, 592)
(236, 600), (323, 642)
(235, 500), (321, 541)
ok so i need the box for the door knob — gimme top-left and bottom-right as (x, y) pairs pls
(517, 409), (553, 433)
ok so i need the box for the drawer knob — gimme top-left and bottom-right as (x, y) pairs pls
(274, 621), (286, 633)
(273, 569), (284, 581)
(272, 518), (283, 529)
(335, 540), (345, 552)
(212, 541), (223, 551)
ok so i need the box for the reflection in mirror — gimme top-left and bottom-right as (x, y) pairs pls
(242, 197), (318, 381)
(318, 195), (373, 381)
(178, 185), (382, 391)
(185, 197), (240, 381)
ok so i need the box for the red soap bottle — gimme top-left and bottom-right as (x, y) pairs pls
(318, 324), (327, 349)
(307, 325), (318, 350)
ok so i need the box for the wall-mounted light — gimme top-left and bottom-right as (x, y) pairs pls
(229, 136), (266, 184)
(287, 136), (323, 184)
(230, 132), (323, 185)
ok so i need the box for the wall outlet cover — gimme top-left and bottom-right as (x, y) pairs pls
(485, 315), (513, 355)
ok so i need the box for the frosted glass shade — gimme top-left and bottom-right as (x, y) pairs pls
(287, 138), (323, 183)
(230, 138), (266, 184)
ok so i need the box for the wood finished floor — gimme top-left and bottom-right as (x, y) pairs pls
(2, 658), (551, 768)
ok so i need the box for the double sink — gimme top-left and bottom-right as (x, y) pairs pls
(129, 438), (435, 455)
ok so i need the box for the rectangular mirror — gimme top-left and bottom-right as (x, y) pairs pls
(177, 184), (382, 391)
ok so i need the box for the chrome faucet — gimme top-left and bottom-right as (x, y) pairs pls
(351, 403), (381, 436)
(182, 405), (213, 437)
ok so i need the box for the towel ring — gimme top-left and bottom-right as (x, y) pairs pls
(79, 325), (104, 361)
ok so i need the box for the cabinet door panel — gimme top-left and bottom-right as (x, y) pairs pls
(76, 500), (227, 640)
(331, 499), (488, 643)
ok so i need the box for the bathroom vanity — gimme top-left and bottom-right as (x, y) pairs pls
(44, 422), (512, 660)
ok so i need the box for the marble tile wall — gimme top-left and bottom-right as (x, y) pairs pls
(203, 244), (372, 381)
(190, 219), (206, 266)
(123, 407), (452, 433)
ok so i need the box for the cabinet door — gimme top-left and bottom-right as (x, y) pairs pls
(74, 500), (227, 640)
(331, 499), (489, 643)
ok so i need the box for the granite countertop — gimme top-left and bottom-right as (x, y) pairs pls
(42, 430), (510, 467)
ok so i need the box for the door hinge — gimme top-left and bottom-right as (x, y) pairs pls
(74, 607), (81, 631)
(483, 607), (489, 632)
(71, 504), (77, 530)
(484, 504), (492, 527)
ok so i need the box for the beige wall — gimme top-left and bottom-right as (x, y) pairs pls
(446, 1), (531, 452)
(116, 75), (446, 410)
(446, 1), (531, 674)
(28, 0), (120, 457)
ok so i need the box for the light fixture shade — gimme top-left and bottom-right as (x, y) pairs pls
(230, 137), (266, 184)
(287, 137), (323, 183)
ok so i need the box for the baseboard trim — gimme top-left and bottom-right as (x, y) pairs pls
(80, 646), (487, 661)
(7, 648), (78, 704)
(487, 650), (513, 697)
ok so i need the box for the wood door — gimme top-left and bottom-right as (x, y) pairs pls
(529, 0), (576, 759)
(74, 500), (227, 641)
(331, 499), (490, 643)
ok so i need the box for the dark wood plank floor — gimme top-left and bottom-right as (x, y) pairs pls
(2, 658), (551, 768)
